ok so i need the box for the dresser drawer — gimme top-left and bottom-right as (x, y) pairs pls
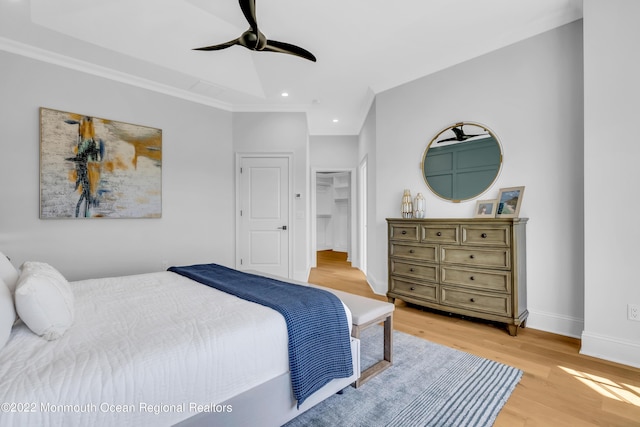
(440, 286), (512, 317)
(421, 225), (459, 244)
(391, 278), (438, 302)
(390, 260), (438, 282)
(462, 225), (511, 247)
(390, 243), (437, 262)
(441, 266), (511, 293)
(441, 246), (511, 269)
(387, 218), (527, 336)
(389, 223), (420, 241)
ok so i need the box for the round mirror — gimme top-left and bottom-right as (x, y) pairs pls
(421, 122), (502, 202)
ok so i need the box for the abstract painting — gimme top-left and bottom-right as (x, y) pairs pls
(39, 107), (162, 219)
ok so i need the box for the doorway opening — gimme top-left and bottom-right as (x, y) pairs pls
(311, 169), (357, 270)
(308, 250), (370, 297)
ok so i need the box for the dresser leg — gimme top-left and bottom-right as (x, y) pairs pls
(507, 324), (518, 336)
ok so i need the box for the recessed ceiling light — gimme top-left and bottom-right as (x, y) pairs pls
(332, 119), (339, 123)
(281, 92), (289, 97)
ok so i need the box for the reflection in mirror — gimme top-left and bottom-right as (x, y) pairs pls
(422, 122), (502, 202)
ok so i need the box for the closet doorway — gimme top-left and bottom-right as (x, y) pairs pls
(311, 169), (356, 269)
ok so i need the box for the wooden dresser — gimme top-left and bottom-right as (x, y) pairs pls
(386, 218), (528, 335)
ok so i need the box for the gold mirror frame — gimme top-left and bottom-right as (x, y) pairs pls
(421, 122), (503, 202)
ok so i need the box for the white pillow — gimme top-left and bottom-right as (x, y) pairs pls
(0, 278), (16, 349)
(15, 262), (74, 341)
(0, 252), (19, 294)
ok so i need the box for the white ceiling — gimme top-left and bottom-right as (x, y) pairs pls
(0, 0), (583, 135)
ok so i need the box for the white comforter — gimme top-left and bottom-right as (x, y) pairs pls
(0, 271), (294, 427)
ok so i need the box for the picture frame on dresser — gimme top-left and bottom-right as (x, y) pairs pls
(474, 199), (498, 218)
(496, 186), (525, 218)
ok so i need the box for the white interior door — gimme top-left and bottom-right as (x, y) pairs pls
(238, 156), (290, 277)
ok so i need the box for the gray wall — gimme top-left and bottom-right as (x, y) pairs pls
(233, 112), (310, 280)
(582, 0), (640, 367)
(0, 51), (235, 281)
(362, 21), (585, 340)
(309, 135), (359, 169)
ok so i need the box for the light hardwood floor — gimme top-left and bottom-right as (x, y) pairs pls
(309, 250), (640, 427)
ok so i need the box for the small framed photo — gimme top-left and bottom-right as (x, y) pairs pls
(474, 199), (497, 218)
(496, 186), (525, 218)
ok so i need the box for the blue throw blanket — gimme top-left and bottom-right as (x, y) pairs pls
(168, 263), (353, 406)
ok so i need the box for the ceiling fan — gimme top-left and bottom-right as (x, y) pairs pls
(437, 126), (489, 144)
(193, 0), (316, 62)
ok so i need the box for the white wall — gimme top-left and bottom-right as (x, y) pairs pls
(232, 112), (310, 280)
(365, 21), (585, 338)
(0, 51), (234, 281)
(582, 0), (640, 368)
(309, 135), (358, 169)
(0, 53), (312, 284)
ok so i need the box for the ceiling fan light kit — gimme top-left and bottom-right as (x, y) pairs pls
(193, 0), (316, 62)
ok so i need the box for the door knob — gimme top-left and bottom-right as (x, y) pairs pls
(277, 225), (287, 230)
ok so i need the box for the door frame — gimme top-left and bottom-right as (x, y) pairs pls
(235, 152), (294, 278)
(358, 156), (368, 275)
(310, 167), (357, 269)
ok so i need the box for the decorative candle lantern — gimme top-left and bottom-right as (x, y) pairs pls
(414, 192), (426, 218)
(401, 189), (413, 218)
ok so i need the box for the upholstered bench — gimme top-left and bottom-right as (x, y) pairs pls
(245, 271), (395, 388)
(319, 288), (395, 387)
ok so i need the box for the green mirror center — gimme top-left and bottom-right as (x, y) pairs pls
(422, 122), (502, 202)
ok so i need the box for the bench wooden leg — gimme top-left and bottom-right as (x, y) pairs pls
(353, 313), (393, 388)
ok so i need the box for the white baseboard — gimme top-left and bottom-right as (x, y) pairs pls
(295, 268), (311, 283)
(580, 331), (640, 369)
(326, 271), (640, 369)
(363, 271), (386, 296)
(526, 309), (584, 338)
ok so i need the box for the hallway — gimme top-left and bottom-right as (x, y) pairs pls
(309, 251), (383, 300)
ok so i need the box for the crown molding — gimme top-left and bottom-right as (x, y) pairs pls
(0, 36), (234, 112)
(0, 36), (374, 135)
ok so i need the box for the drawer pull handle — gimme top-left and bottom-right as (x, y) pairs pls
(481, 233), (487, 238)
(401, 230), (407, 235)
(470, 298), (475, 303)
(470, 276), (475, 281)
(409, 268), (414, 272)
(436, 232), (442, 236)
(470, 254), (475, 259)
(410, 287), (416, 291)
(409, 249), (414, 254)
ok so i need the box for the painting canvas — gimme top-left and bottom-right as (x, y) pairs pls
(40, 107), (162, 218)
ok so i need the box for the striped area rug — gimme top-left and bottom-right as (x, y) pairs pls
(284, 326), (522, 427)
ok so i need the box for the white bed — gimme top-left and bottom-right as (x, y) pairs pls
(0, 267), (359, 427)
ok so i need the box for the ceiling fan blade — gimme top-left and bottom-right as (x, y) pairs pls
(239, 0), (258, 31)
(193, 38), (240, 51)
(264, 40), (316, 62)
